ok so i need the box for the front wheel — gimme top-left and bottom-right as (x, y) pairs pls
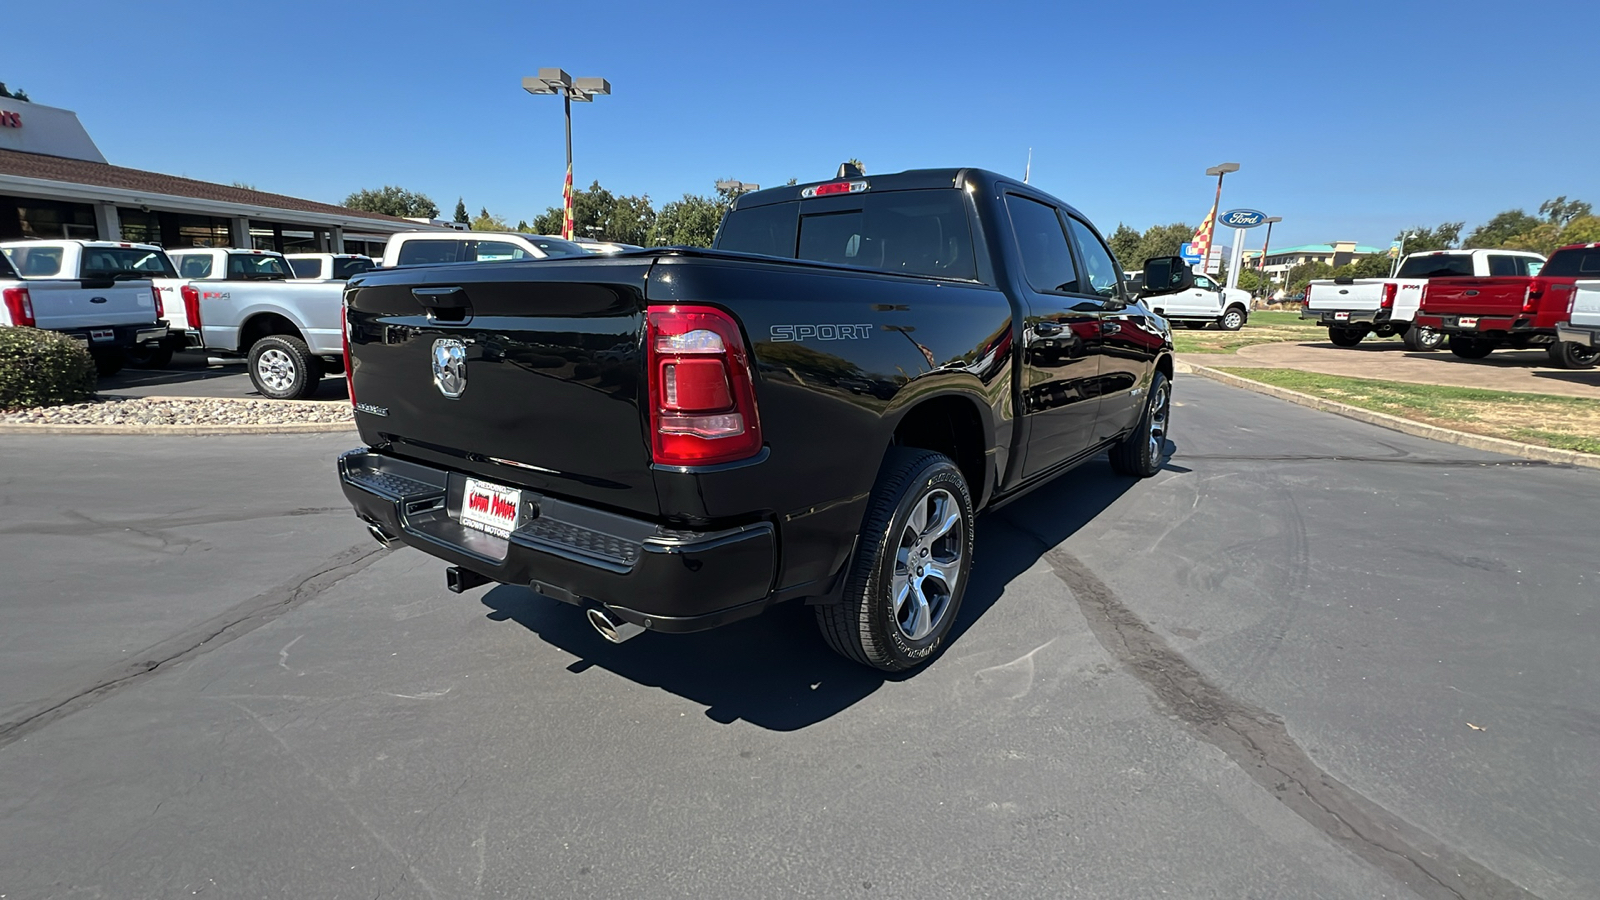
(1448, 335), (1497, 359)
(1108, 370), (1171, 478)
(815, 448), (974, 672)
(1548, 340), (1599, 370)
(247, 334), (322, 400)
(1328, 326), (1367, 347)
(1219, 307), (1246, 331)
(1403, 324), (1443, 352)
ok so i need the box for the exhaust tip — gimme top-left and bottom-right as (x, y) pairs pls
(587, 607), (645, 644)
(365, 521), (396, 547)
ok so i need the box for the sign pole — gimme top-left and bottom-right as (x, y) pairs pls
(1225, 227), (1247, 291)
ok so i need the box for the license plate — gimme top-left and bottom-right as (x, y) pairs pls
(1459, 317), (1478, 328)
(1333, 311), (1350, 321)
(460, 478), (522, 537)
(90, 328), (115, 342)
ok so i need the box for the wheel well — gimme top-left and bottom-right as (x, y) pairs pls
(1156, 354), (1173, 384)
(239, 313), (303, 352)
(891, 396), (987, 502)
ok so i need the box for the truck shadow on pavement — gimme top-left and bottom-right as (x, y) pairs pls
(478, 452), (1148, 731)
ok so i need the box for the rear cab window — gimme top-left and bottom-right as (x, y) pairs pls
(178, 254), (215, 279)
(1397, 254), (1474, 278)
(722, 189), (977, 281)
(80, 246), (178, 279)
(1540, 247), (1600, 278)
(288, 258), (324, 279)
(332, 258), (374, 279)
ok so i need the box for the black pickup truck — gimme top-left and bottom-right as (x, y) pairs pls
(337, 167), (1193, 671)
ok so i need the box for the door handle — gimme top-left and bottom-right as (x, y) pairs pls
(1101, 322), (1122, 334)
(1032, 322), (1065, 337)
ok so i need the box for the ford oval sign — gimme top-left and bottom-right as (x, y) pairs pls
(1221, 209), (1268, 228)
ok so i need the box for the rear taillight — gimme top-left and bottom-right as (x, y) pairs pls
(2, 287), (35, 327)
(646, 305), (762, 466)
(181, 285), (202, 330)
(1524, 279), (1545, 312)
(152, 286), (164, 319)
(342, 300), (355, 407)
(1303, 284), (1312, 305)
(1380, 283), (1397, 309)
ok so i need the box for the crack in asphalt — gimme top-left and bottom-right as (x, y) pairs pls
(0, 542), (389, 750)
(1025, 537), (1539, 900)
(0, 506), (346, 537)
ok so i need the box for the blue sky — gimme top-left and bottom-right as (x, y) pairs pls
(7, 0), (1598, 249)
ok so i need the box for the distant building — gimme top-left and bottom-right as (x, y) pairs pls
(1244, 241), (1385, 282)
(0, 98), (445, 256)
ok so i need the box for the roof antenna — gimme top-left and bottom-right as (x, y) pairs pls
(1024, 148), (1032, 184)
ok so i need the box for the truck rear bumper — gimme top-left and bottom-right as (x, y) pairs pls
(1557, 323), (1599, 347)
(1302, 308), (1385, 326)
(1416, 314), (1536, 335)
(62, 323), (169, 349)
(338, 448), (778, 633)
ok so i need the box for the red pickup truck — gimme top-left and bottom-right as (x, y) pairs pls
(1415, 243), (1600, 369)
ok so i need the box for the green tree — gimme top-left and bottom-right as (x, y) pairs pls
(1464, 210), (1541, 248)
(515, 219), (530, 232)
(1540, 196), (1592, 227)
(1286, 260), (1335, 294)
(1396, 223), (1463, 253)
(530, 207), (563, 236)
(453, 198), (469, 224)
(471, 207), (509, 231)
(1348, 254), (1393, 278)
(0, 82), (29, 102)
(527, 181), (657, 243)
(1499, 222), (1562, 255)
(1134, 222), (1194, 268)
(847, 158), (865, 174)
(1559, 215), (1600, 246)
(649, 193), (725, 247)
(1108, 224), (1142, 270)
(343, 185), (438, 219)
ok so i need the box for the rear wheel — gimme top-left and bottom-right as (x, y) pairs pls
(1108, 370), (1171, 478)
(92, 349), (125, 376)
(1448, 335), (1497, 359)
(1547, 340), (1599, 370)
(1403, 324), (1443, 352)
(815, 448), (974, 672)
(125, 345), (174, 369)
(1328, 326), (1367, 347)
(247, 334), (321, 400)
(1219, 307), (1246, 331)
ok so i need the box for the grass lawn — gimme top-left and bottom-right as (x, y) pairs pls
(1214, 368), (1600, 454)
(1171, 309), (1356, 354)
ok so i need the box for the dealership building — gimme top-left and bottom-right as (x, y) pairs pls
(0, 98), (438, 257)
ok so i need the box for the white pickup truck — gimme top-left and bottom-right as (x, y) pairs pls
(1129, 269), (1252, 331)
(380, 231), (587, 267)
(286, 253), (375, 281)
(167, 247), (346, 399)
(1302, 249), (1545, 351)
(1556, 279), (1600, 350)
(0, 240), (169, 374)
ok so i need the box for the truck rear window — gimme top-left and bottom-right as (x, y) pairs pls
(1539, 247), (1600, 278)
(287, 258), (323, 279)
(1397, 255), (1474, 278)
(82, 247), (178, 279)
(722, 190), (977, 281)
(332, 258), (374, 279)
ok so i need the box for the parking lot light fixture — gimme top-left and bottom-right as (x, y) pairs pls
(522, 69), (611, 239)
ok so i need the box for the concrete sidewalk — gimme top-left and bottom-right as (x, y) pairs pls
(1188, 339), (1600, 400)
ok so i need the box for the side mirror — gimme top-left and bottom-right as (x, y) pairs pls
(1140, 256), (1194, 297)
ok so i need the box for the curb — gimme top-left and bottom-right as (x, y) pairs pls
(0, 395), (356, 436)
(1182, 363), (1600, 471)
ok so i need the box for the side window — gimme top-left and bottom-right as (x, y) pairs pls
(396, 240), (462, 267)
(178, 255), (214, 279)
(1004, 194), (1077, 293)
(8, 246), (64, 277)
(466, 241), (530, 262)
(287, 258), (323, 279)
(1065, 218), (1122, 299)
(1488, 255), (1520, 277)
(1194, 275), (1214, 290)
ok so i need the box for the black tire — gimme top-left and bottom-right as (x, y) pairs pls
(1218, 306), (1246, 331)
(1403, 324), (1443, 352)
(247, 334), (321, 400)
(1108, 370), (1171, 478)
(1448, 335), (1496, 360)
(815, 448), (974, 672)
(125, 345), (174, 369)
(1547, 340), (1599, 370)
(1328, 326), (1367, 348)
(1181, 322), (1207, 330)
(92, 349), (125, 376)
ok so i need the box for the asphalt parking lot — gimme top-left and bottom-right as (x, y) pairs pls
(99, 351), (350, 402)
(1, 378), (1596, 899)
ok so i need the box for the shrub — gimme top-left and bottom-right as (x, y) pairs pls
(0, 327), (97, 410)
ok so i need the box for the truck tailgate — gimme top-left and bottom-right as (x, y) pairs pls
(26, 280), (157, 331)
(1420, 277), (1528, 316)
(345, 259), (660, 516)
(1307, 280), (1381, 310)
(1572, 281), (1600, 329)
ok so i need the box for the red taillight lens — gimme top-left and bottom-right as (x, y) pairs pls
(1524, 279), (1545, 312)
(646, 305), (762, 465)
(342, 300), (356, 407)
(181, 285), (202, 330)
(3, 287), (35, 327)
(1303, 284), (1312, 305)
(152, 286), (164, 319)
(1380, 283), (1397, 309)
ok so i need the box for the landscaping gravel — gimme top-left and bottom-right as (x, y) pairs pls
(0, 396), (354, 427)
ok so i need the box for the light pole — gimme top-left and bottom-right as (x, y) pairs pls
(1390, 231), (1419, 277)
(522, 68), (610, 240)
(1258, 216), (1281, 298)
(1198, 163), (1239, 275)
